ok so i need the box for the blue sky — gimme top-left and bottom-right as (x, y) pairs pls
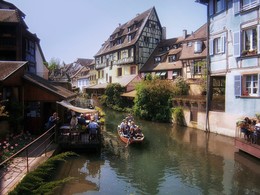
(8, 0), (207, 64)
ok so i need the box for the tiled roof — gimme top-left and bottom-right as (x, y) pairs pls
(179, 40), (207, 60)
(140, 24), (207, 72)
(76, 58), (94, 67)
(140, 38), (183, 72)
(0, 61), (26, 81)
(183, 23), (207, 42)
(23, 73), (76, 99)
(0, 9), (20, 23)
(116, 74), (138, 87)
(95, 7), (154, 56)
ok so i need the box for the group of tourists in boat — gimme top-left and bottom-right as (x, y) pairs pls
(118, 114), (145, 147)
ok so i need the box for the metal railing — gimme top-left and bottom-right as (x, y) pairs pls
(0, 126), (57, 195)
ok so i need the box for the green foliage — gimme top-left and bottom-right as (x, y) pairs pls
(47, 57), (61, 71)
(9, 152), (78, 195)
(133, 78), (173, 122)
(105, 83), (124, 107)
(172, 107), (185, 126)
(172, 76), (189, 96)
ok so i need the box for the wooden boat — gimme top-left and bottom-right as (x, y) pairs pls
(117, 126), (144, 145)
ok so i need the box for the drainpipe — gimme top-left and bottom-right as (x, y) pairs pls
(205, 2), (210, 132)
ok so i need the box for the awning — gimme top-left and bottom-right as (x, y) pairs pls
(57, 100), (97, 114)
(160, 72), (167, 76)
(121, 90), (137, 98)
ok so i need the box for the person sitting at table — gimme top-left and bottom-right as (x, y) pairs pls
(88, 117), (99, 141)
(78, 114), (87, 126)
(70, 114), (78, 130)
(240, 117), (251, 140)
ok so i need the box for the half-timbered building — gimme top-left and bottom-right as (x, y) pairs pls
(92, 7), (164, 93)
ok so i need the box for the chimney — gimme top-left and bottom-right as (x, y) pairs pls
(183, 29), (187, 39)
(162, 27), (166, 40)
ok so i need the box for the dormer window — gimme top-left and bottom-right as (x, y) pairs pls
(168, 55), (176, 62)
(154, 56), (161, 63)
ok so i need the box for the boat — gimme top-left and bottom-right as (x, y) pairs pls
(117, 125), (144, 145)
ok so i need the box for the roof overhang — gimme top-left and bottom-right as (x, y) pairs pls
(195, 0), (208, 5)
(57, 100), (97, 114)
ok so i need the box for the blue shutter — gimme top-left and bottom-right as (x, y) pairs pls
(221, 0), (226, 11)
(209, 39), (214, 55)
(258, 74), (260, 96)
(258, 25), (260, 54)
(221, 35), (225, 53)
(233, 0), (240, 15)
(234, 75), (242, 97)
(233, 31), (240, 57)
(209, 0), (214, 16)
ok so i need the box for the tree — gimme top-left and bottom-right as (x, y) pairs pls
(47, 57), (61, 71)
(133, 78), (173, 122)
(102, 83), (124, 109)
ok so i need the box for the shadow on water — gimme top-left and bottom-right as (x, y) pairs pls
(54, 108), (260, 195)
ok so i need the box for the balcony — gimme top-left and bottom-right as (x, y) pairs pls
(113, 56), (134, 65)
(95, 62), (106, 69)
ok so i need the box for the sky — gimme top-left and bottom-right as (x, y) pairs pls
(7, 0), (207, 64)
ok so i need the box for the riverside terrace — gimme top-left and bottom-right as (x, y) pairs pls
(235, 117), (260, 159)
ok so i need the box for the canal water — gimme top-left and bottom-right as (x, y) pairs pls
(55, 109), (260, 195)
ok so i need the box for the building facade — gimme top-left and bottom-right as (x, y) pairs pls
(196, 0), (260, 137)
(94, 7), (164, 90)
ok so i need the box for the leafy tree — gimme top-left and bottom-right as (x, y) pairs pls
(133, 78), (173, 122)
(103, 83), (124, 108)
(172, 76), (189, 96)
(47, 57), (61, 71)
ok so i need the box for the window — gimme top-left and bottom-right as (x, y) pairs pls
(234, 74), (260, 97)
(144, 36), (150, 44)
(214, 37), (225, 54)
(234, 0), (259, 14)
(117, 68), (122, 77)
(194, 63), (202, 74)
(210, 0), (225, 15)
(130, 66), (136, 75)
(242, 0), (257, 9)
(210, 35), (225, 55)
(233, 26), (260, 57)
(168, 55), (176, 62)
(154, 56), (161, 63)
(243, 28), (257, 51)
(246, 74), (258, 96)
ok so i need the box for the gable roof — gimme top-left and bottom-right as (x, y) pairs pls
(140, 38), (183, 72)
(0, 61), (26, 81)
(95, 7), (157, 57)
(23, 73), (76, 99)
(75, 58), (94, 67)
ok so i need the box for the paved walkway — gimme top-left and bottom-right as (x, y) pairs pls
(0, 144), (58, 195)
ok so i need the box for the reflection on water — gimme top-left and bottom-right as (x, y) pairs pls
(56, 109), (260, 195)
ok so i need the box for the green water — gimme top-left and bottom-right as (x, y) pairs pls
(55, 109), (260, 195)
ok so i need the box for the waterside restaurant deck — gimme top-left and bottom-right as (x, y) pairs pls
(235, 126), (260, 159)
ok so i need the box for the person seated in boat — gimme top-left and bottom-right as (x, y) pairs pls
(126, 114), (134, 125)
(134, 125), (143, 138)
(120, 119), (128, 135)
(129, 121), (138, 137)
(88, 117), (100, 141)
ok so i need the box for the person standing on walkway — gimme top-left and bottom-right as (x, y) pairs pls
(46, 112), (59, 129)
